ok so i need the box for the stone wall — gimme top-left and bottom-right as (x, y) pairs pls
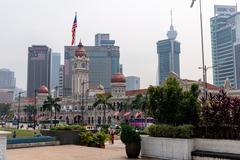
(141, 136), (240, 160)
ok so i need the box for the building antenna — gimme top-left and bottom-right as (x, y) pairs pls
(170, 9), (173, 26)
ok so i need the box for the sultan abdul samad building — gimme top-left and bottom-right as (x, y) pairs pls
(15, 41), (146, 126)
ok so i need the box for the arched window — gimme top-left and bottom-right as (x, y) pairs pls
(107, 116), (111, 124)
(98, 116), (101, 124)
(91, 117), (94, 124)
(88, 117), (91, 124)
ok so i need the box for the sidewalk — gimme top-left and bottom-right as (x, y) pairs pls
(7, 140), (159, 160)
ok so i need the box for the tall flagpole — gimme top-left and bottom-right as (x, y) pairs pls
(74, 11), (77, 46)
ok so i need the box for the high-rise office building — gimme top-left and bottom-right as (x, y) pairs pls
(210, 5), (240, 88)
(126, 76), (140, 91)
(156, 12), (181, 84)
(27, 45), (51, 97)
(58, 65), (64, 97)
(0, 68), (16, 103)
(64, 34), (119, 96)
(51, 52), (61, 91)
(95, 33), (115, 46)
(0, 68), (16, 89)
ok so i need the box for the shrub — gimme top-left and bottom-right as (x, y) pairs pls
(79, 131), (94, 145)
(148, 124), (194, 138)
(50, 125), (86, 132)
(95, 132), (108, 146)
(100, 125), (110, 134)
(120, 125), (141, 144)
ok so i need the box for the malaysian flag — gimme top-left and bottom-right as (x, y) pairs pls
(71, 13), (77, 46)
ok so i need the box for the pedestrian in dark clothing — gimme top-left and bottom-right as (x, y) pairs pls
(13, 131), (16, 138)
(110, 129), (114, 144)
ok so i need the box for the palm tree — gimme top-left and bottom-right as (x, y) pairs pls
(42, 95), (61, 126)
(24, 105), (37, 122)
(131, 94), (150, 127)
(93, 94), (112, 125)
(24, 105), (37, 129)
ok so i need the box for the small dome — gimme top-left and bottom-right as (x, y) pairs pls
(111, 72), (126, 83)
(75, 41), (86, 57)
(38, 85), (49, 93)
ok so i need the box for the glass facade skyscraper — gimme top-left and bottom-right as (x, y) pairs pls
(51, 52), (60, 91)
(0, 68), (15, 89)
(156, 15), (181, 84)
(210, 5), (239, 88)
(27, 45), (51, 97)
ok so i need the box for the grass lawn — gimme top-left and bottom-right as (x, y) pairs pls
(0, 128), (40, 139)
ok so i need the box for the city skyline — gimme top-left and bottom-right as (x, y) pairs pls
(0, 0), (239, 90)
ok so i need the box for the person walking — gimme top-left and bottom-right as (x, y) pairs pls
(110, 129), (114, 144)
(12, 131), (16, 138)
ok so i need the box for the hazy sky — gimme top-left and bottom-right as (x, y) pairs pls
(0, 0), (239, 90)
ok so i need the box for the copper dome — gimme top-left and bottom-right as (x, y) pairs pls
(111, 72), (126, 83)
(38, 85), (49, 94)
(75, 41), (86, 57)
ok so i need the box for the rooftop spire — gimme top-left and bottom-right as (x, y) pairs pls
(167, 9), (177, 40)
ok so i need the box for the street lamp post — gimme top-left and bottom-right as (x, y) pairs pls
(17, 92), (24, 129)
(191, 0), (207, 96)
(198, 65), (220, 96)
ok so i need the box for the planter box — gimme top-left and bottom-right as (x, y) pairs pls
(40, 130), (80, 145)
(194, 138), (240, 155)
(141, 135), (193, 160)
(141, 136), (240, 160)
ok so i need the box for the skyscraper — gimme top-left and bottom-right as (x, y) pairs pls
(51, 52), (60, 91)
(0, 68), (16, 103)
(64, 34), (119, 96)
(27, 45), (51, 97)
(126, 76), (140, 91)
(210, 5), (239, 88)
(156, 11), (181, 84)
(0, 68), (16, 89)
(95, 33), (115, 46)
(58, 65), (64, 97)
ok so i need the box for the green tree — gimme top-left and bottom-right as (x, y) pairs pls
(178, 84), (200, 125)
(131, 94), (150, 127)
(93, 94), (112, 125)
(42, 95), (61, 126)
(24, 105), (37, 122)
(146, 76), (200, 125)
(0, 103), (11, 117)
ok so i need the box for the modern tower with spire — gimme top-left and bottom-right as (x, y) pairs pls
(156, 10), (181, 84)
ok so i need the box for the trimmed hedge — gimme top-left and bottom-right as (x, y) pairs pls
(50, 125), (86, 132)
(148, 124), (194, 138)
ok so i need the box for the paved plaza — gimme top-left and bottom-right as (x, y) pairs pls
(6, 140), (158, 160)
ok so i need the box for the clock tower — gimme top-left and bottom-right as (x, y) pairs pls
(71, 41), (90, 101)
